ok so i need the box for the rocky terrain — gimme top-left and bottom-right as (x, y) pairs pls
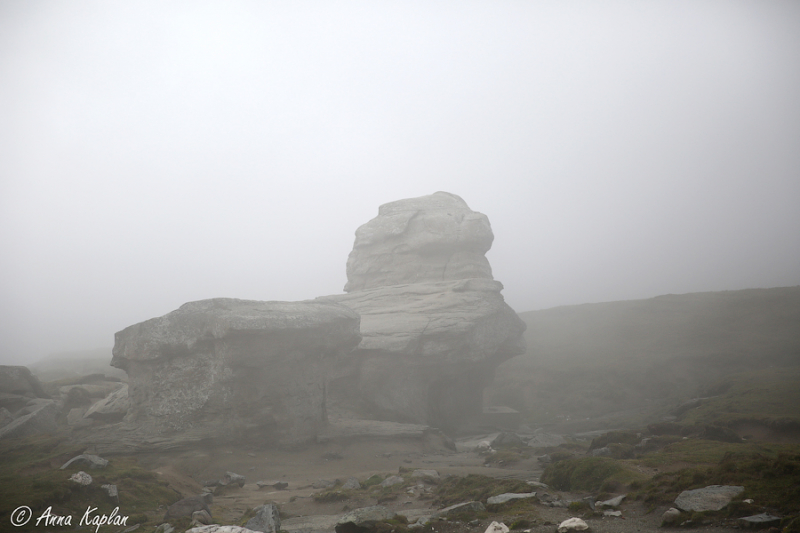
(0, 192), (798, 533)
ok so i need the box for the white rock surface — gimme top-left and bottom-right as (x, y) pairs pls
(558, 517), (589, 533)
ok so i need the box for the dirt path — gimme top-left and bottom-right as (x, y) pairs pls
(138, 434), (742, 533)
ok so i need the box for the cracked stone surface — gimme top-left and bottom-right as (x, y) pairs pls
(110, 298), (361, 447)
(325, 192), (526, 430)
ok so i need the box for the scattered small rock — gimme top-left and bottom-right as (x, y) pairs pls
(484, 521), (510, 533)
(380, 475), (404, 488)
(557, 517), (589, 533)
(342, 477), (361, 490)
(100, 484), (118, 499)
(661, 507), (682, 527)
(69, 471), (92, 486)
(61, 454), (108, 470)
(491, 432), (525, 448)
(590, 447), (611, 457)
(220, 471), (245, 487)
(192, 510), (212, 526)
(244, 503), (280, 533)
(335, 505), (396, 533)
(312, 478), (336, 489)
(433, 501), (486, 518)
(527, 481), (549, 489)
(595, 494), (625, 508)
(256, 480), (288, 490)
(164, 495), (212, 520)
(411, 469), (440, 481)
(738, 513), (781, 529)
(674, 485), (745, 512)
(487, 492), (537, 505)
(154, 523), (175, 533)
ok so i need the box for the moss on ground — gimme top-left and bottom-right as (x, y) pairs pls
(433, 474), (532, 507)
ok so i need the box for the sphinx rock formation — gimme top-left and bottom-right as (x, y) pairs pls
(111, 299), (360, 445)
(105, 191), (523, 448)
(325, 191), (526, 430)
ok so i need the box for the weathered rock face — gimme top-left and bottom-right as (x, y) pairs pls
(0, 365), (49, 413)
(112, 298), (361, 445)
(344, 191), (494, 292)
(326, 192), (526, 430)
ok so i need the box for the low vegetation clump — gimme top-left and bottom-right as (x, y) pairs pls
(313, 489), (350, 502)
(540, 456), (645, 492)
(433, 474), (532, 507)
(362, 474), (384, 487)
(588, 430), (641, 450)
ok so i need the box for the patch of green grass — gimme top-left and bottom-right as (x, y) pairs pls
(0, 435), (181, 531)
(589, 430), (641, 450)
(639, 438), (792, 467)
(568, 500), (591, 513)
(362, 474), (384, 487)
(540, 456), (646, 492)
(636, 448), (800, 515)
(433, 474), (532, 507)
(510, 518), (535, 530)
(680, 367), (800, 427)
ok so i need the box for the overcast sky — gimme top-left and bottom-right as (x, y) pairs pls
(1, 1), (799, 365)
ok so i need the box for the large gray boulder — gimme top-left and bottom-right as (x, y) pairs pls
(0, 400), (58, 439)
(164, 495), (212, 520)
(0, 365), (49, 413)
(84, 384), (129, 421)
(112, 298), (361, 445)
(244, 503), (280, 533)
(335, 506), (396, 533)
(0, 365), (48, 398)
(675, 485), (745, 512)
(325, 192), (526, 429)
(344, 191), (494, 291)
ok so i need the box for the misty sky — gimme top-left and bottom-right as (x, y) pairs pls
(1, 1), (799, 365)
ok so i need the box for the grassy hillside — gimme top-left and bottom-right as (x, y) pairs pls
(487, 286), (800, 429)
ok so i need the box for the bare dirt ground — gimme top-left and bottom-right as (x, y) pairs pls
(135, 432), (744, 533)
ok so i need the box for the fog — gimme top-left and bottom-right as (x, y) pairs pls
(1, 1), (799, 365)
